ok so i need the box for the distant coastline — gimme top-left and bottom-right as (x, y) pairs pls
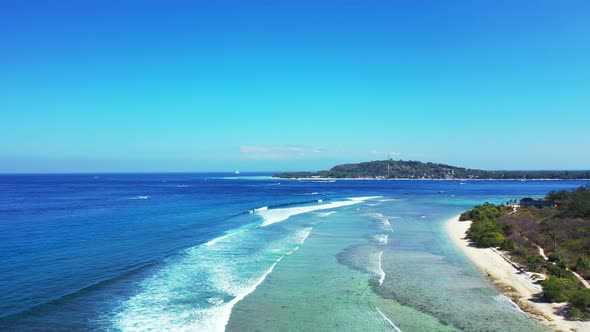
(274, 177), (590, 181)
(274, 160), (590, 180)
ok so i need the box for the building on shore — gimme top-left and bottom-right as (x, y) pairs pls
(520, 197), (555, 208)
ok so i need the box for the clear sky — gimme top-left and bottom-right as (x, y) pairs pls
(1, 0), (589, 173)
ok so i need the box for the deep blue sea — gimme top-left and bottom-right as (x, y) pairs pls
(0, 173), (586, 331)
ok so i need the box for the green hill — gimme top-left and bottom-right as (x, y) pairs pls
(273, 160), (590, 179)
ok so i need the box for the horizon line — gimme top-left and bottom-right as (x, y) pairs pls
(2, 168), (590, 176)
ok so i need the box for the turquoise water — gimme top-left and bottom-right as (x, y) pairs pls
(1, 176), (584, 330)
(227, 196), (549, 331)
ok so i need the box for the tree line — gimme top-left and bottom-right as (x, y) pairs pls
(460, 186), (590, 320)
(274, 160), (590, 179)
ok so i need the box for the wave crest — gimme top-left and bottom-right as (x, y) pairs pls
(113, 227), (313, 331)
(258, 197), (380, 227)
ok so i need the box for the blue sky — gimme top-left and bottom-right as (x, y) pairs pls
(1, 1), (589, 172)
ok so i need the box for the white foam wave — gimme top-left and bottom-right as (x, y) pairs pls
(206, 297), (224, 306)
(376, 307), (402, 332)
(130, 196), (150, 200)
(370, 213), (393, 232)
(286, 247), (299, 255)
(114, 226), (313, 331)
(222, 260), (280, 324)
(298, 227), (312, 244)
(377, 250), (386, 286)
(205, 233), (232, 247)
(347, 196), (382, 201)
(493, 294), (527, 316)
(248, 206), (268, 213)
(316, 211), (336, 217)
(301, 179), (335, 183)
(258, 197), (379, 227)
(374, 234), (389, 245)
(176, 184), (190, 188)
(214, 228), (311, 329)
(365, 249), (387, 287)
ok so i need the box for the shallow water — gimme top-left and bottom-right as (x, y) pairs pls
(227, 197), (549, 331)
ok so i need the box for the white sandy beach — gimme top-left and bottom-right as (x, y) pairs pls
(446, 215), (589, 332)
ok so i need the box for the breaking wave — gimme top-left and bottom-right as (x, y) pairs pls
(376, 307), (402, 332)
(113, 225), (313, 331)
(377, 250), (386, 286)
(370, 213), (393, 233)
(374, 234), (389, 245)
(258, 197), (381, 227)
(129, 196), (150, 200)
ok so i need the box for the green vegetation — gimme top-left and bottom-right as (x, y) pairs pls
(525, 255), (545, 273)
(274, 159), (590, 179)
(541, 276), (577, 302)
(459, 203), (509, 247)
(577, 256), (590, 276)
(545, 262), (577, 280)
(570, 289), (590, 307)
(547, 187), (590, 218)
(541, 275), (577, 302)
(500, 239), (516, 251)
(461, 186), (590, 319)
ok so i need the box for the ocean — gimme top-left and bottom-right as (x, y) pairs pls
(0, 173), (585, 331)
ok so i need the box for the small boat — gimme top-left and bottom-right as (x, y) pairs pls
(235, 170), (240, 175)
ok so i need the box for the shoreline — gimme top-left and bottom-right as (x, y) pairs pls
(445, 215), (589, 332)
(272, 177), (590, 181)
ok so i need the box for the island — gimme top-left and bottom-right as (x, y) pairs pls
(273, 160), (590, 180)
(448, 185), (590, 331)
